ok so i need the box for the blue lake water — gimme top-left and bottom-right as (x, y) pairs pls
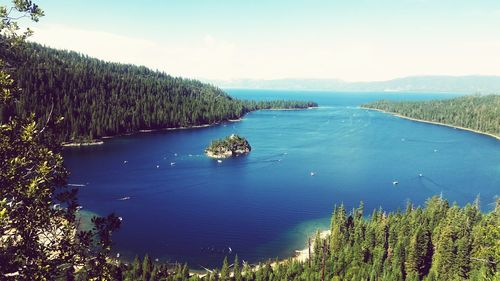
(63, 90), (500, 268)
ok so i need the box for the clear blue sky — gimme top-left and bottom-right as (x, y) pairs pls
(5, 0), (500, 81)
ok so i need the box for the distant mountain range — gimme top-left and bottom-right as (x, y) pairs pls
(205, 76), (500, 93)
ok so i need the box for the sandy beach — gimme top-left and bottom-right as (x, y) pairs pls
(292, 230), (331, 263)
(193, 228), (331, 277)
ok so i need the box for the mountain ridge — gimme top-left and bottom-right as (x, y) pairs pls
(206, 75), (500, 93)
(0, 42), (315, 143)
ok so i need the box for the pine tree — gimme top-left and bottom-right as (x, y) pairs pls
(220, 257), (230, 281)
(234, 255), (242, 281)
(132, 256), (142, 279)
(182, 263), (190, 279)
(0, 40), (317, 144)
(455, 233), (472, 279)
(142, 254), (153, 281)
(432, 226), (456, 280)
(406, 225), (432, 279)
(243, 262), (255, 280)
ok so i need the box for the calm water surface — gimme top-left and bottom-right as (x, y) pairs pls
(63, 91), (500, 268)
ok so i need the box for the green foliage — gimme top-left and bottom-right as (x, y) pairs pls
(0, 0), (43, 43)
(406, 225), (432, 279)
(0, 1), (314, 278)
(220, 257), (230, 281)
(363, 95), (500, 138)
(205, 134), (251, 156)
(2, 2), (497, 280)
(0, 107), (74, 279)
(0, 41), (317, 143)
(1, 1), (121, 279)
(142, 254), (153, 281)
(107, 197), (498, 281)
(233, 255), (242, 281)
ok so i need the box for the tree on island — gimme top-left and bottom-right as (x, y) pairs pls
(205, 134), (251, 158)
(1, 2), (498, 281)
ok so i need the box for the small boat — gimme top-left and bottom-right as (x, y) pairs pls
(118, 217), (123, 221)
(174, 153), (178, 157)
(118, 196), (131, 201)
(170, 162), (176, 166)
(217, 160), (223, 163)
(76, 205), (83, 210)
(156, 165), (160, 168)
(418, 173), (423, 177)
(116, 253), (120, 258)
(228, 247), (232, 253)
(123, 160), (128, 164)
(310, 172), (315, 176)
(392, 181), (399, 185)
(434, 149), (438, 152)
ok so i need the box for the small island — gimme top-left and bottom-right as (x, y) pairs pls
(205, 134), (251, 158)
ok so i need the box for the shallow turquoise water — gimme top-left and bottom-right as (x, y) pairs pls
(63, 91), (500, 268)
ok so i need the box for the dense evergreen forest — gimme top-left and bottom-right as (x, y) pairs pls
(0, 42), (316, 143)
(1, 2), (498, 280)
(362, 95), (500, 138)
(76, 196), (498, 281)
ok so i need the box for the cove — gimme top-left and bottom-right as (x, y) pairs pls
(63, 90), (500, 268)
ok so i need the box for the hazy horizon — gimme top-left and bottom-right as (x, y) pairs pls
(19, 0), (500, 81)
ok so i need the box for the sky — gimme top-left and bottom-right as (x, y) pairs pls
(5, 0), (500, 81)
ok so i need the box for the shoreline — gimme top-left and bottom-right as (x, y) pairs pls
(291, 229), (330, 263)
(62, 120), (243, 147)
(264, 106), (317, 111)
(227, 228), (330, 277)
(111, 227), (331, 277)
(362, 106), (500, 141)
(62, 141), (104, 147)
(62, 106), (315, 147)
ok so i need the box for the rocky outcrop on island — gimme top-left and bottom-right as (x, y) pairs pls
(205, 134), (251, 158)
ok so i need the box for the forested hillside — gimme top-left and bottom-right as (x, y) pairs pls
(362, 95), (500, 138)
(89, 196), (499, 280)
(0, 42), (316, 143)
